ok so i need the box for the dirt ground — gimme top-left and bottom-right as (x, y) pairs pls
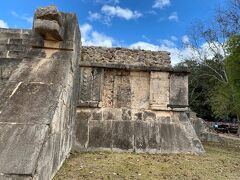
(54, 139), (240, 180)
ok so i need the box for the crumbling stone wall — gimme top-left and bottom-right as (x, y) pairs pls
(0, 6), (81, 180)
(73, 47), (204, 154)
(82, 46), (171, 68)
(189, 111), (222, 142)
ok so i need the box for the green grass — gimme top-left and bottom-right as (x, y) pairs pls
(54, 141), (240, 180)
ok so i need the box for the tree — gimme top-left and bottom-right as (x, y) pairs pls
(177, 59), (220, 120)
(181, 0), (240, 123)
(209, 35), (240, 134)
(185, 0), (240, 85)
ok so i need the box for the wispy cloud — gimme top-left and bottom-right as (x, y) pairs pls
(88, 5), (143, 25)
(182, 35), (189, 44)
(171, 36), (178, 41)
(168, 12), (178, 22)
(80, 23), (115, 47)
(11, 11), (33, 23)
(153, 0), (171, 9)
(95, 0), (119, 4)
(0, 19), (8, 28)
(101, 5), (142, 20)
(88, 11), (102, 21)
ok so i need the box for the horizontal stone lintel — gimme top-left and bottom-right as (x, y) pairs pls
(80, 61), (190, 73)
(31, 38), (74, 51)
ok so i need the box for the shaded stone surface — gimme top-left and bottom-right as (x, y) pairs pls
(74, 109), (205, 154)
(0, 6), (81, 180)
(88, 121), (112, 148)
(0, 124), (48, 175)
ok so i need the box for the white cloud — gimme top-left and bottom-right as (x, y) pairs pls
(129, 41), (160, 51)
(182, 35), (189, 44)
(0, 19), (8, 28)
(81, 23), (93, 38)
(171, 36), (178, 41)
(88, 11), (102, 21)
(11, 11), (33, 23)
(101, 5), (142, 20)
(80, 23), (114, 47)
(153, 0), (171, 9)
(168, 12), (178, 22)
(95, 0), (119, 4)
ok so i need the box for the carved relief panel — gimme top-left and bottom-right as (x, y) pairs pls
(78, 67), (103, 107)
(169, 73), (188, 109)
(113, 71), (131, 108)
(149, 72), (170, 110)
(130, 72), (150, 109)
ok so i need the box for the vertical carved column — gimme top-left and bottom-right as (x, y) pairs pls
(113, 72), (131, 108)
(78, 67), (103, 107)
(169, 73), (189, 110)
(149, 72), (170, 110)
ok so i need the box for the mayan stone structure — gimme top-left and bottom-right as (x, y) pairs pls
(0, 6), (204, 180)
(74, 47), (204, 154)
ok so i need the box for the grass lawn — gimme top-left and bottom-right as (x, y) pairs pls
(54, 140), (240, 180)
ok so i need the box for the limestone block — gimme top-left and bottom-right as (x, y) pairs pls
(112, 121), (134, 150)
(169, 73), (188, 108)
(78, 67), (103, 106)
(134, 121), (161, 152)
(149, 72), (170, 110)
(134, 121), (149, 150)
(130, 71), (150, 109)
(88, 121), (112, 148)
(0, 83), (60, 124)
(103, 108), (122, 121)
(34, 19), (63, 41)
(34, 6), (63, 41)
(0, 124), (48, 175)
(75, 112), (89, 149)
(113, 74), (131, 108)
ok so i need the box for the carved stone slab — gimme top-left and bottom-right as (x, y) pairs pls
(169, 73), (189, 109)
(149, 72), (170, 110)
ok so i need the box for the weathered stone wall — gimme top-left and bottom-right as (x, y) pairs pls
(0, 6), (81, 180)
(82, 46), (171, 68)
(0, 28), (31, 93)
(74, 64), (204, 154)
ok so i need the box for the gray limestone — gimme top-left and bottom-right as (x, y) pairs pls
(0, 6), (81, 180)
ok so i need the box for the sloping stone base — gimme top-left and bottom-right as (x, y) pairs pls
(73, 108), (205, 154)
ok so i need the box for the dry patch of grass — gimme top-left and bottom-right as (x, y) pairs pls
(54, 141), (240, 180)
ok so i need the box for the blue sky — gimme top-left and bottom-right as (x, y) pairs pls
(0, 0), (226, 64)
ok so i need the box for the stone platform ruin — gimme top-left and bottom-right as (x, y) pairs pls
(0, 6), (204, 180)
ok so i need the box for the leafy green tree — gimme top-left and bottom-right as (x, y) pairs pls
(209, 35), (240, 133)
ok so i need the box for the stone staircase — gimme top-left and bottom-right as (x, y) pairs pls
(0, 28), (31, 59)
(0, 28), (31, 92)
